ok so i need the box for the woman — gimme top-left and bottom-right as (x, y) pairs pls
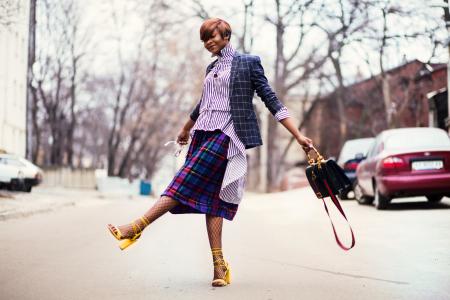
(107, 18), (313, 287)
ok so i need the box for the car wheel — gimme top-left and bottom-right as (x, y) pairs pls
(10, 179), (24, 191)
(374, 185), (390, 210)
(339, 192), (349, 200)
(354, 180), (373, 205)
(426, 195), (443, 203)
(13, 171), (25, 191)
(23, 184), (32, 193)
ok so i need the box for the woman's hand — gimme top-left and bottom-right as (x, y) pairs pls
(176, 129), (190, 145)
(296, 134), (313, 152)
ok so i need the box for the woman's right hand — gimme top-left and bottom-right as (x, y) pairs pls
(176, 129), (190, 145)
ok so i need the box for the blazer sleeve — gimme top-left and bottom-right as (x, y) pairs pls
(250, 56), (289, 120)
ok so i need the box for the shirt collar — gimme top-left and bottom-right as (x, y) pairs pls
(212, 43), (235, 59)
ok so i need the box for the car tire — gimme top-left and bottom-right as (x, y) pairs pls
(339, 192), (349, 200)
(23, 184), (32, 193)
(374, 185), (390, 210)
(426, 195), (443, 203)
(354, 180), (373, 205)
(10, 179), (24, 191)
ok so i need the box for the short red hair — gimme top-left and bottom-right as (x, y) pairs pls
(200, 18), (232, 42)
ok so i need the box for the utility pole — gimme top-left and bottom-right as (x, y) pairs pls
(26, 0), (36, 160)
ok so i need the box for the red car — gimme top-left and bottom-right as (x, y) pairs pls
(354, 127), (450, 209)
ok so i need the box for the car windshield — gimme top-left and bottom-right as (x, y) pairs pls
(338, 138), (374, 164)
(384, 129), (450, 150)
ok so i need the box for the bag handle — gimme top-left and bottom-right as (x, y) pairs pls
(305, 146), (355, 250)
(306, 146), (325, 166)
(321, 179), (356, 251)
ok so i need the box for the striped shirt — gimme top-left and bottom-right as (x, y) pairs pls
(191, 43), (290, 204)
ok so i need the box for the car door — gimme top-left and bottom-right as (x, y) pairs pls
(0, 157), (22, 183)
(364, 137), (385, 197)
(358, 136), (380, 195)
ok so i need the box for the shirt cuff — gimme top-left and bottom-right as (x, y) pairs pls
(274, 107), (290, 121)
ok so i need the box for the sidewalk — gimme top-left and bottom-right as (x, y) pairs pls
(0, 184), (275, 222)
(0, 186), (155, 221)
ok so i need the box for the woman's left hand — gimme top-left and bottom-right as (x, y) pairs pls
(296, 134), (313, 152)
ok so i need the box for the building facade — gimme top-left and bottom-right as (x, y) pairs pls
(302, 60), (447, 158)
(428, 88), (448, 130)
(0, 0), (30, 157)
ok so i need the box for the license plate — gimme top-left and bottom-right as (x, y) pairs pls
(411, 160), (444, 171)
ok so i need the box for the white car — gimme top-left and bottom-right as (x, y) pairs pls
(0, 154), (43, 192)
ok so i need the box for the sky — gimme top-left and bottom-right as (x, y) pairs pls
(54, 0), (449, 95)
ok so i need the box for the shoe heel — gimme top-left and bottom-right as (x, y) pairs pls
(225, 265), (231, 284)
(118, 231), (141, 250)
(119, 239), (136, 250)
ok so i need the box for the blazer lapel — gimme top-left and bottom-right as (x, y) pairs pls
(229, 53), (241, 94)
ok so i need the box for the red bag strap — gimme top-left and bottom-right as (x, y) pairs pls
(321, 179), (356, 251)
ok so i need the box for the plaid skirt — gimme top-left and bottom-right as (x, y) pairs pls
(161, 129), (239, 221)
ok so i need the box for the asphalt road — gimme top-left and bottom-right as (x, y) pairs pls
(0, 188), (449, 300)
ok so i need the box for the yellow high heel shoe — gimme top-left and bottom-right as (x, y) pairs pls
(211, 248), (231, 287)
(107, 216), (149, 250)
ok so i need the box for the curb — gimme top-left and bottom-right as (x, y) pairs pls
(0, 201), (76, 221)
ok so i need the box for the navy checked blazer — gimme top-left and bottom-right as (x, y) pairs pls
(190, 52), (286, 149)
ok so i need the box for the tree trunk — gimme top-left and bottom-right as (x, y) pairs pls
(380, 8), (393, 129)
(266, 0), (284, 192)
(107, 75), (124, 176)
(30, 87), (40, 163)
(331, 55), (347, 148)
(67, 56), (77, 167)
(381, 73), (393, 128)
(117, 133), (139, 178)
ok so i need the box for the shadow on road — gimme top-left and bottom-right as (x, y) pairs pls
(351, 197), (450, 211)
(387, 201), (450, 211)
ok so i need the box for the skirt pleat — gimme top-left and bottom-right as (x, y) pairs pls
(161, 129), (239, 221)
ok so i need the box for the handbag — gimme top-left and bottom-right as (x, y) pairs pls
(305, 147), (355, 251)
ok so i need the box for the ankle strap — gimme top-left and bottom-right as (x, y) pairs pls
(132, 222), (139, 234)
(140, 216), (150, 226)
(211, 248), (223, 254)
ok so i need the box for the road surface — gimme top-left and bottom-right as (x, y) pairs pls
(0, 188), (449, 299)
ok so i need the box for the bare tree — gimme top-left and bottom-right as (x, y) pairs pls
(351, 1), (445, 130)
(262, 0), (329, 191)
(33, 0), (91, 166)
(189, 0), (211, 20)
(0, 0), (21, 27)
(312, 0), (372, 149)
(73, 104), (110, 168)
(62, 1), (90, 166)
(102, 0), (194, 178)
(237, 0), (255, 54)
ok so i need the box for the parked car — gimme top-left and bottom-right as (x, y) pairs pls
(337, 137), (375, 199)
(354, 127), (450, 209)
(0, 154), (43, 192)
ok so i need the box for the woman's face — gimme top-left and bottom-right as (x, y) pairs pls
(203, 29), (229, 55)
